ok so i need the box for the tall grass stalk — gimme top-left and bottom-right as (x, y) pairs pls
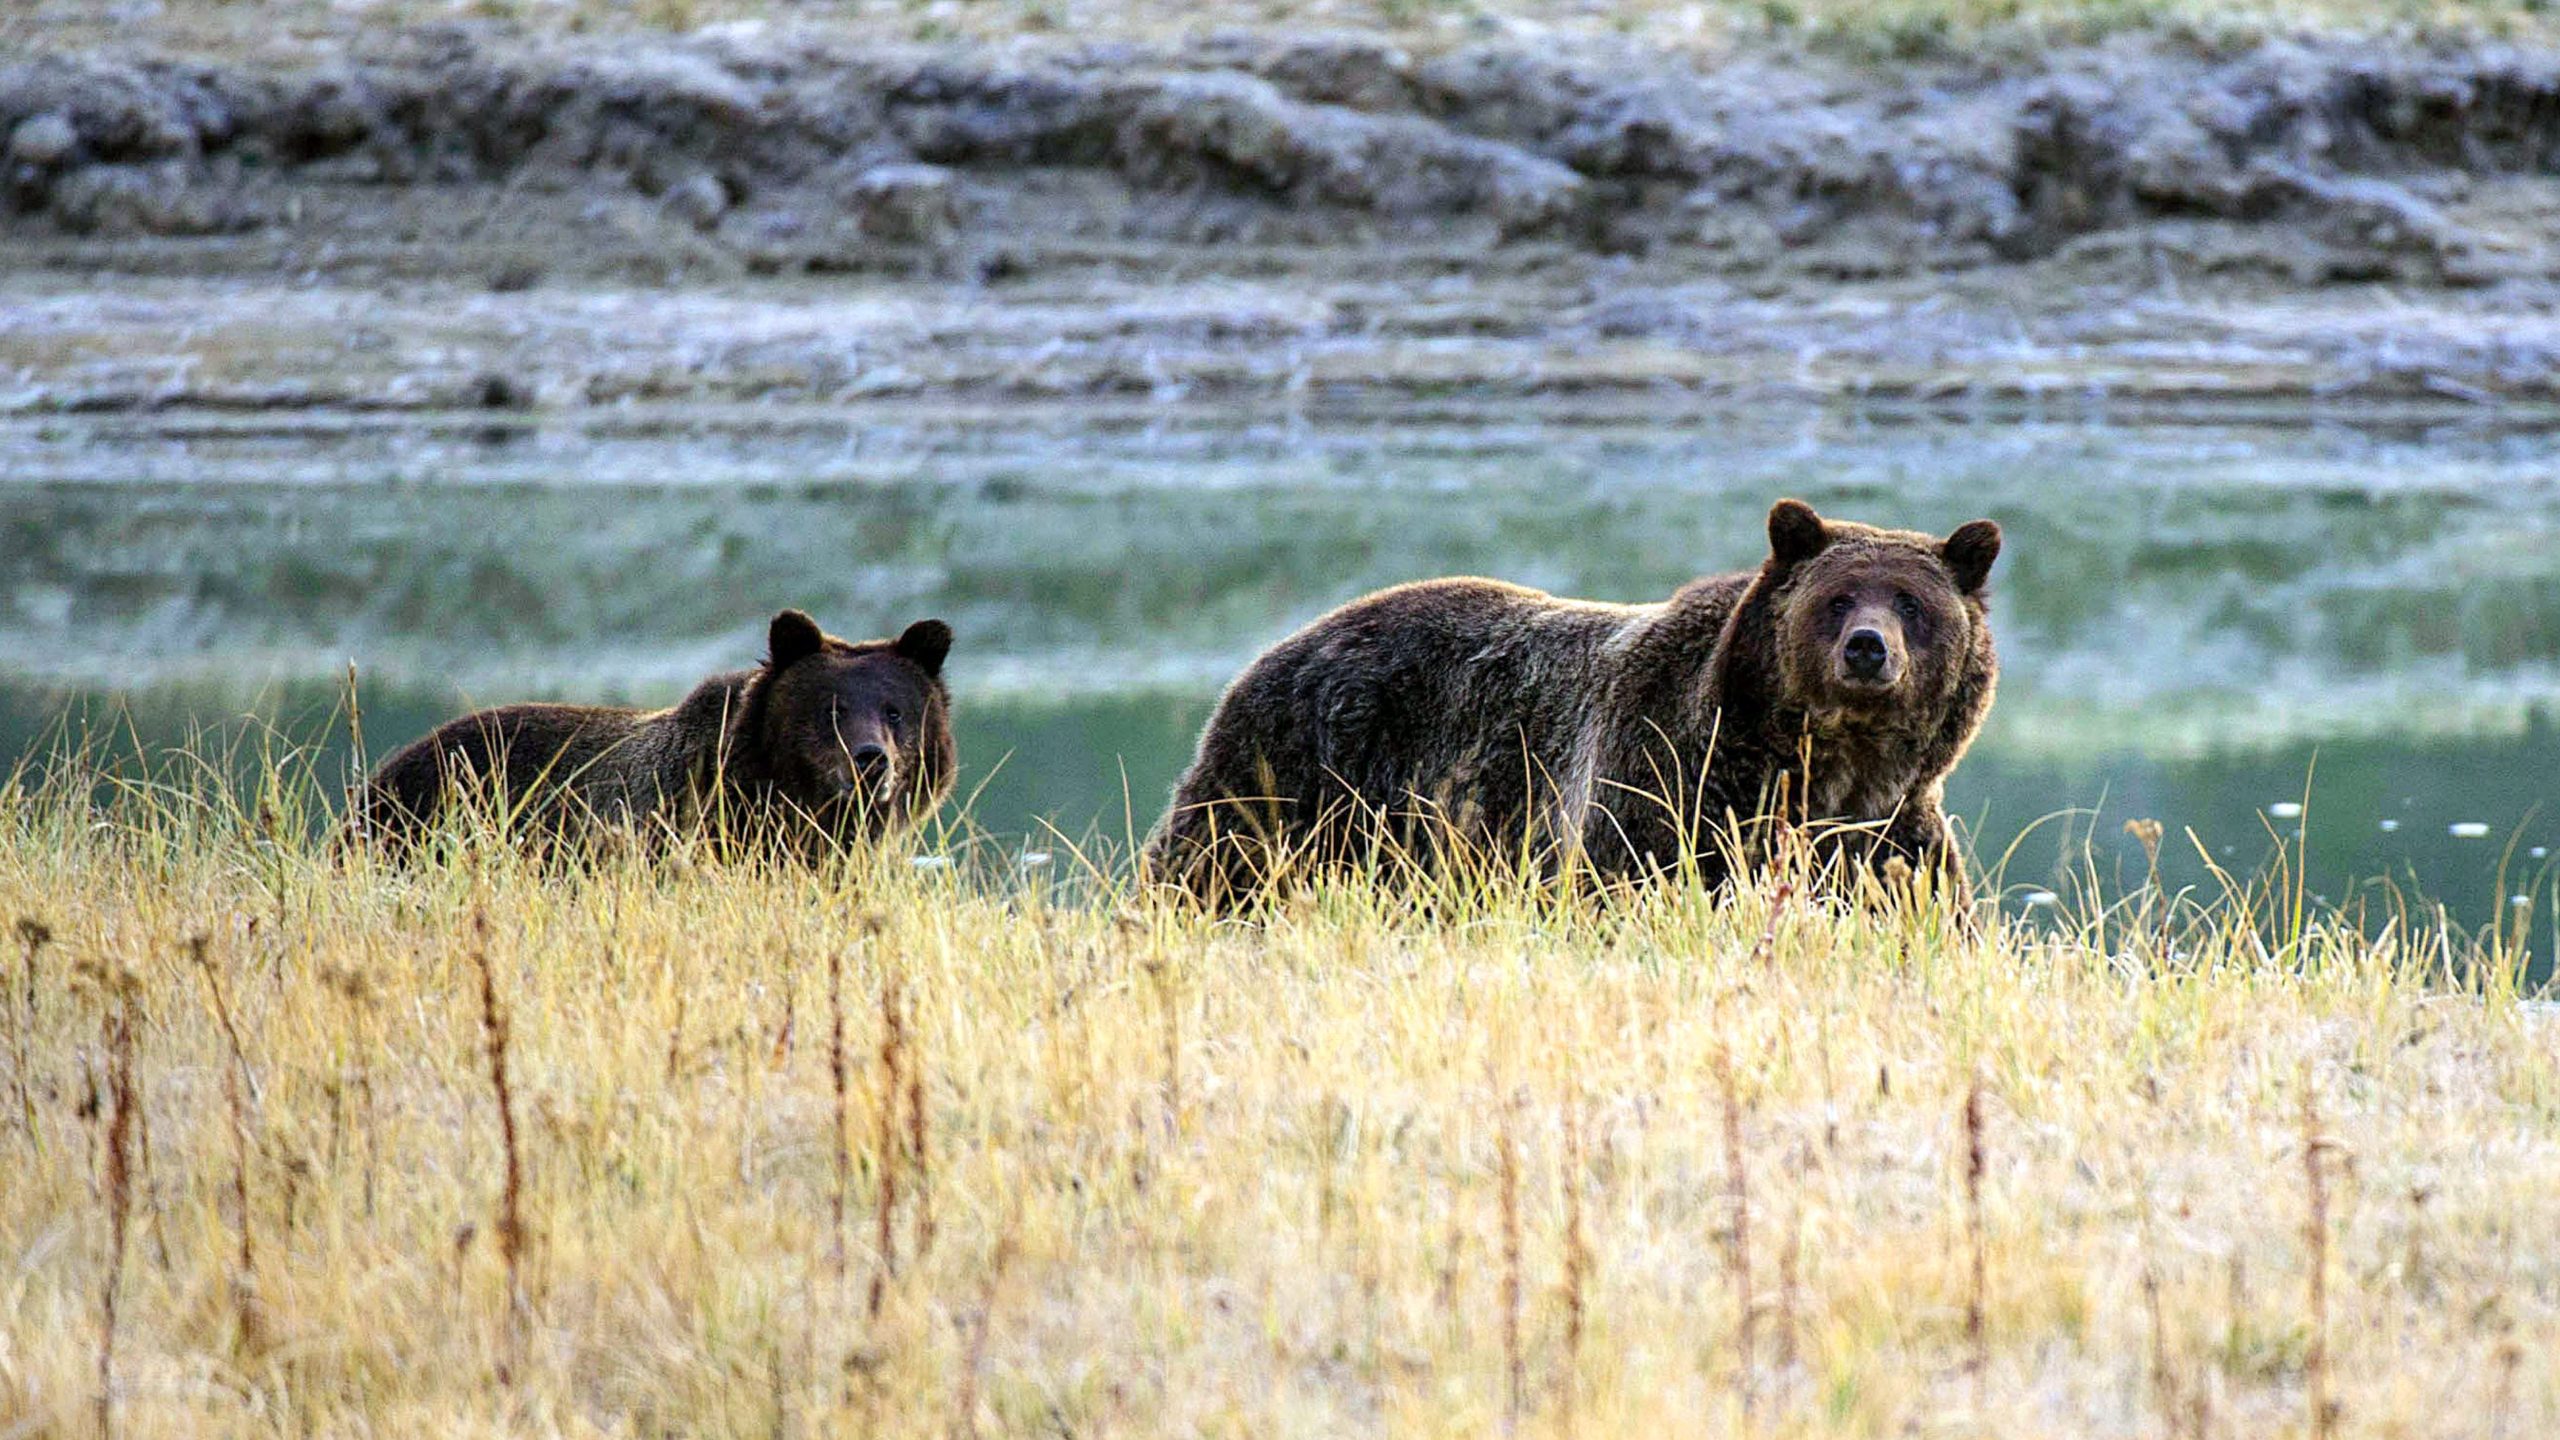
(12, 916), (50, 1143)
(467, 905), (529, 1383)
(868, 972), (908, 1318)
(1962, 1074), (1988, 1410)
(95, 982), (137, 1440)
(2301, 1060), (2336, 1440)
(908, 1010), (935, 1265)
(828, 947), (852, 1292)
(1496, 1081), (1525, 1436)
(952, 1212), (1019, 1440)
(1720, 1047), (1754, 1423)
(1775, 1142), (1803, 1379)
(187, 932), (267, 1354)
(1559, 1087), (1590, 1435)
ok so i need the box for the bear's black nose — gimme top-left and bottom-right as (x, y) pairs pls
(1843, 628), (1889, 680)
(849, 743), (890, 788)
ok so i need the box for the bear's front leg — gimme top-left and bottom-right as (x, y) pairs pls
(1874, 797), (1977, 922)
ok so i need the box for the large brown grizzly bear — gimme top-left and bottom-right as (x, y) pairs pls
(1143, 499), (2001, 907)
(352, 610), (956, 859)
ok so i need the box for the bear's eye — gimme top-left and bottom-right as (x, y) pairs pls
(1893, 592), (1924, 623)
(883, 705), (904, 727)
(1826, 595), (1854, 618)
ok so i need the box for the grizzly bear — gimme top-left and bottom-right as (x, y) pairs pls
(1142, 499), (2001, 907)
(352, 610), (956, 859)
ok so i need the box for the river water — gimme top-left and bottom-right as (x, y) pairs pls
(6, 406), (2556, 941)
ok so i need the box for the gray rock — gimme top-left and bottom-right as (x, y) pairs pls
(1116, 71), (1585, 231)
(662, 170), (732, 230)
(48, 161), (247, 236)
(8, 113), (78, 167)
(847, 162), (961, 245)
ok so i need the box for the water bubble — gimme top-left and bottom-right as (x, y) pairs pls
(2513, 895), (2534, 908)
(911, 854), (955, 871)
(1019, 851), (1054, 869)
(2268, 801), (2303, 819)
(2534, 847), (2550, 860)
(2021, 889), (2060, 909)
(2378, 819), (2401, 833)
(2449, 822), (2492, 839)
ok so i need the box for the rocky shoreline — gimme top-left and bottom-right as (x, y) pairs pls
(11, 25), (2560, 411)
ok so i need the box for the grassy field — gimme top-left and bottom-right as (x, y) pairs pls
(0, 750), (2555, 1438)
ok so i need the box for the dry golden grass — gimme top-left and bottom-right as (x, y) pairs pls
(0, 746), (2555, 1438)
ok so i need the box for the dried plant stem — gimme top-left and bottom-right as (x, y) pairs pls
(1719, 1049), (1753, 1423)
(128, 1062), (171, 1274)
(664, 988), (687, 1083)
(1963, 1076), (1989, 1410)
(468, 907), (528, 1382)
(1559, 1090), (1590, 1436)
(771, 972), (797, 1069)
(12, 918), (49, 1143)
(1496, 1085), (1525, 1436)
(1556, 1096), (1576, 1424)
(7, 998), (27, 1142)
(2488, 1340), (2523, 1440)
(15, 917), (46, 1022)
(867, 973), (907, 1318)
(1748, 882), (1794, 968)
(2138, 1197), (2175, 1424)
(96, 989), (136, 1440)
(1435, 1175), (1464, 1334)
(1145, 957), (1181, 1134)
(350, 995), (380, 1218)
(908, 1024), (935, 1265)
(951, 1214), (1021, 1440)
(827, 950), (851, 1292)
(1776, 1144), (1804, 1376)
(189, 934), (265, 1350)
(2301, 1062), (2334, 1440)
(343, 659), (368, 818)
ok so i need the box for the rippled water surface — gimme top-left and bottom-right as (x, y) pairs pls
(6, 407), (2557, 940)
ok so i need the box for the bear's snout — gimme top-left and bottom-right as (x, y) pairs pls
(1842, 627), (1892, 683)
(843, 741), (894, 798)
(1835, 621), (1907, 688)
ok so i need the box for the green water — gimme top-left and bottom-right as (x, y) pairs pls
(5, 407), (2557, 941)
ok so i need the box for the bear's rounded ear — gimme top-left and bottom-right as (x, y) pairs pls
(767, 609), (826, 669)
(895, 619), (953, 679)
(1767, 499), (1830, 569)
(1942, 519), (2002, 594)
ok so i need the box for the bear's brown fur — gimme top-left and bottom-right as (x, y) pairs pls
(1143, 499), (2001, 907)
(353, 610), (956, 859)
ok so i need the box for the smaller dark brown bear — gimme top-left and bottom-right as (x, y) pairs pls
(1144, 499), (2001, 908)
(351, 610), (956, 859)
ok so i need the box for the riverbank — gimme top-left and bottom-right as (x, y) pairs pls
(12, 21), (2560, 410)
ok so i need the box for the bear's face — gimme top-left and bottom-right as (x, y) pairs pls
(1763, 500), (2001, 730)
(754, 610), (954, 837)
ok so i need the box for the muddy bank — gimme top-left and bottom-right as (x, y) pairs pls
(16, 26), (2560, 279)
(11, 26), (2560, 409)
